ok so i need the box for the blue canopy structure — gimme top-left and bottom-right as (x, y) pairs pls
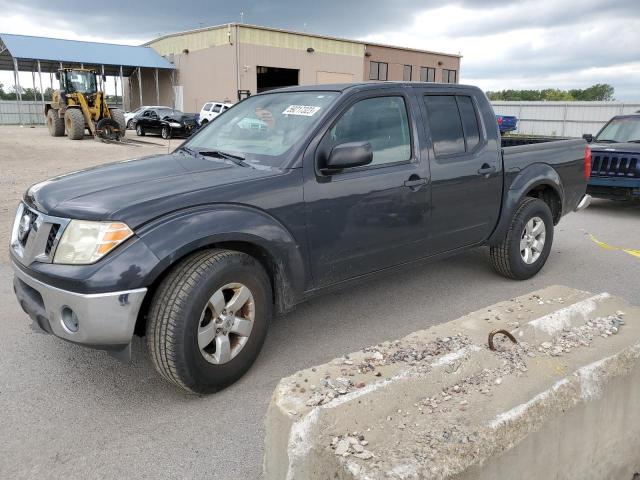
(0, 33), (176, 122)
(0, 33), (174, 75)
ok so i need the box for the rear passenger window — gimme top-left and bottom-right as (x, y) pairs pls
(457, 96), (481, 151)
(213, 104), (222, 113)
(324, 96), (412, 166)
(424, 95), (465, 156)
(424, 95), (482, 157)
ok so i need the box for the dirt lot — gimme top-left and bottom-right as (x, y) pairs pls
(0, 125), (639, 479)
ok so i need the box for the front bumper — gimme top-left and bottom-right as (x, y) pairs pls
(12, 260), (146, 356)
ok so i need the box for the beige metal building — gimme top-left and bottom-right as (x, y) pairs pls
(129, 23), (461, 113)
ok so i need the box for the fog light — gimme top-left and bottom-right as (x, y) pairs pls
(60, 306), (79, 333)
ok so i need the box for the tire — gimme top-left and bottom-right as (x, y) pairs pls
(95, 118), (121, 141)
(200, 119), (209, 126)
(64, 109), (85, 140)
(489, 197), (554, 280)
(136, 124), (145, 136)
(126, 119), (133, 129)
(146, 249), (273, 394)
(46, 109), (64, 137)
(109, 108), (126, 138)
(161, 125), (171, 139)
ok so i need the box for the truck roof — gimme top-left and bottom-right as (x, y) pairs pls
(268, 82), (483, 95)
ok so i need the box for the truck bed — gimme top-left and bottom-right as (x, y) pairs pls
(501, 137), (587, 215)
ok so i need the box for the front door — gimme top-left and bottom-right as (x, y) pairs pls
(303, 91), (431, 288)
(419, 92), (503, 253)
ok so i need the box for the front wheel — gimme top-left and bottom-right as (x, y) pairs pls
(161, 125), (171, 139)
(146, 249), (272, 394)
(489, 197), (554, 280)
(136, 124), (145, 136)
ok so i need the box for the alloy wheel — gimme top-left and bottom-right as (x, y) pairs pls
(520, 216), (546, 264)
(197, 283), (255, 365)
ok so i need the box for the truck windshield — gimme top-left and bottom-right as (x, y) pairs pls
(595, 117), (640, 143)
(185, 91), (338, 167)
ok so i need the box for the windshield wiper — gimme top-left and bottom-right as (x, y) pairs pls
(178, 145), (198, 155)
(627, 139), (640, 143)
(197, 150), (250, 167)
(594, 139), (616, 143)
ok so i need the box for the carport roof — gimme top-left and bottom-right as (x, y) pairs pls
(0, 33), (175, 76)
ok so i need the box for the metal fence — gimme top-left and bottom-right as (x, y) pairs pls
(0, 100), (46, 125)
(491, 101), (640, 138)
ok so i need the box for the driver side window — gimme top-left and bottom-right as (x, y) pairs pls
(323, 96), (411, 166)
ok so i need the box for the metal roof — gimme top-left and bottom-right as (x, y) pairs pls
(0, 33), (175, 76)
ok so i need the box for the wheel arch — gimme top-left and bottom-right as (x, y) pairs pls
(133, 206), (307, 335)
(488, 163), (564, 246)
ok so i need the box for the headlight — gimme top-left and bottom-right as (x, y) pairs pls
(53, 220), (133, 264)
(169, 122), (181, 128)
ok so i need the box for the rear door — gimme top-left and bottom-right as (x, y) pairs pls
(419, 91), (502, 253)
(303, 88), (431, 287)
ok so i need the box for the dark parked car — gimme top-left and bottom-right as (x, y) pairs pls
(132, 107), (198, 139)
(10, 82), (590, 394)
(583, 113), (640, 200)
(496, 114), (518, 134)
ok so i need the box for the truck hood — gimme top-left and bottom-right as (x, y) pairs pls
(25, 151), (283, 228)
(590, 142), (640, 153)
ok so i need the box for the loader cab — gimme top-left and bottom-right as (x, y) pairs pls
(56, 69), (98, 95)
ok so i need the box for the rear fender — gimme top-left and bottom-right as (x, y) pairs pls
(487, 163), (563, 246)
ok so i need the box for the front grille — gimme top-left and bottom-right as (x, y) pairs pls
(11, 203), (70, 265)
(19, 209), (38, 247)
(45, 224), (60, 255)
(590, 152), (639, 178)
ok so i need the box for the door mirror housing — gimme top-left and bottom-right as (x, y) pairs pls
(322, 142), (373, 173)
(582, 133), (594, 143)
(55, 72), (60, 80)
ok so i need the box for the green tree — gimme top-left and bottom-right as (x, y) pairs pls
(486, 84), (615, 101)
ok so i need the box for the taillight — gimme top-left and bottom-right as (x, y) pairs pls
(497, 116), (503, 125)
(584, 146), (592, 180)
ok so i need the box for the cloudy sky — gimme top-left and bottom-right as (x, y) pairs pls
(1, 0), (639, 100)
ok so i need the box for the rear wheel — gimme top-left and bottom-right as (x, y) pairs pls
(489, 197), (554, 280)
(46, 109), (65, 137)
(161, 125), (171, 139)
(146, 249), (272, 394)
(64, 109), (85, 140)
(136, 124), (145, 136)
(109, 108), (126, 138)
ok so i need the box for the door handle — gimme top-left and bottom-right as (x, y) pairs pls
(477, 164), (496, 176)
(404, 177), (428, 188)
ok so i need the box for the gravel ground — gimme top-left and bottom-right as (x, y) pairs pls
(0, 126), (639, 479)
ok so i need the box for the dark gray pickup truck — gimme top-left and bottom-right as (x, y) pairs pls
(10, 82), (591, 393)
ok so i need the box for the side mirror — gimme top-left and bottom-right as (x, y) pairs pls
(323, 142), (373, 173)
(102, 75), (107, 82)
(55, 72), (60, 80)
(582, 134), (594, 143)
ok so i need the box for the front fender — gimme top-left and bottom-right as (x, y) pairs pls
(138, 204), (308, 311)
(487, 163), (564, 246)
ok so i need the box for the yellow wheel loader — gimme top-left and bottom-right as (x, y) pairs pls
(45, 68), (126, 141)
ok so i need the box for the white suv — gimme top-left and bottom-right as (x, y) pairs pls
(199, 101), (233, 125)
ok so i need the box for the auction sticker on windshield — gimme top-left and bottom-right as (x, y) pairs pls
(282, 105), (321, 116)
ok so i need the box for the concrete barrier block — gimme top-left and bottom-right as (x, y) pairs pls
(264, 286), (640, 480)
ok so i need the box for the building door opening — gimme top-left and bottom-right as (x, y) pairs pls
(256, 66), (299, 93)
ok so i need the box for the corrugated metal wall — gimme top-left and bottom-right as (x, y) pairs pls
(0, 100), (45, 125)
(0, 100), (125, 125)
(492, 101), (640, 138)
